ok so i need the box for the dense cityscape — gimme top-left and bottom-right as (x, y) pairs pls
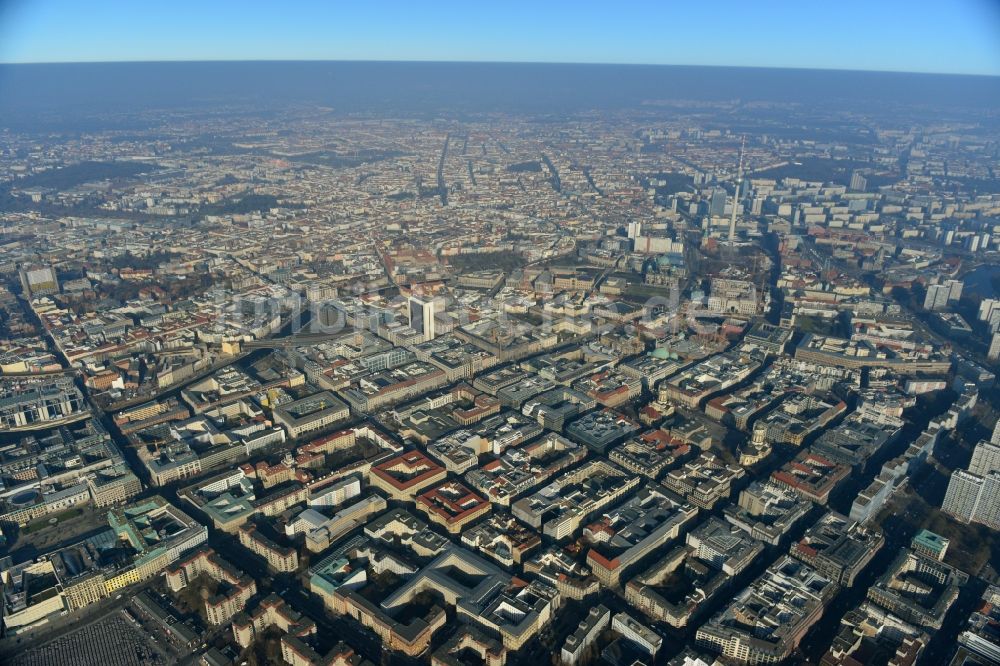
(0, 61), (999, 666)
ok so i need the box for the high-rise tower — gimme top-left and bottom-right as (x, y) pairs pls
(408, 296), (435, 341)
(728, 136), (745, 243)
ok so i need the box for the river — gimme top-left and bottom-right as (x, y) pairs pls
(963, 263), (1000, 299)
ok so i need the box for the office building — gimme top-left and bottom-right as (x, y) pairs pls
(956, 586), (1000, 665)
(626, 518), (763, 628)
(409, 296), (436, 342)
(942, 437), (1000, 530)
(724, 480), (812, 545)
(432, 628), (507, 666)
(923, 284), (951, 311)
(612, 612), (662, 657)
(562, 605), (611, 665)
(0, 377), (86, 430)
(946, 279), (963, 302)
(696, 556), (836, 663)
(791, 512), (884, 587)
(416, 480), (491, 534)
(584, 486), (698, 586)
(512, 459), (639, 539)
(823, 602), (928, 666)
(662, 452), (745, 510)
(911, 530), (949, 561)
(849, 170), (867, 192)
(19, 265), (59, 298)
(970, 439), (1000, 476)
(709, 189), (728, 217)
(273, 391), (350, 439)
(369, 450), (447, 500)
(990, 332), (1000, 362)
(867, 549), (968, 630)
(940, 472), (983, 526)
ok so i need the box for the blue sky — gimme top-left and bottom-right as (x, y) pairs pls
(1, 0), (998, 75)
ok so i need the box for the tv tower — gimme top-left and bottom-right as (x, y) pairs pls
(728, 136), (745, 242)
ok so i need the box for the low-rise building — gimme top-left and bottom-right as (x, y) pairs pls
(233, 594), (316, 649)
(584, 485), (698, 586)
(462, 513), (541, 567)
(790, 511), (884, 587)
(612, 611), (662, 658)
(368, 450), (447, 500)
(562, 605), (611, 666)
(626, 518), (762, 628)
(432, 626), (507, 666)
(724, 480), (813, 546)
(770, 451), (851, 505)
(822, 601), (928, 666)
(166, 547), (257, 625)
(611, 429), (693, 479)
(465, 433), (586, 506)
(523, 546), (601, 601)
(662, 453), (745, 510)
(565, 408), (641, 454)
(415, 479), (491, 534)
(273, 391), (351, 439)
(867, 548), (968, 630)
(238, 522), (299, 572)
(696, 556), (836, 664)
(512, 459), (640, 540)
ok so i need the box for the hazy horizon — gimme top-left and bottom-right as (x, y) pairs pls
(2, 61), (999, 132)
(3, 58), (1000, 79)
